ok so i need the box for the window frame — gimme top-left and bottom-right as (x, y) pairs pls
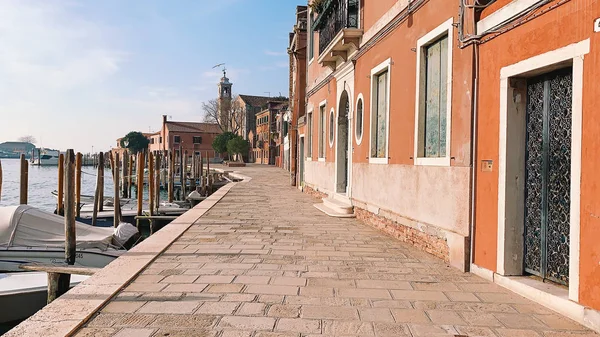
(413, 18), (454, 167)
(193, 136), (202, 144)
(306, 109), (313, 160)
(368, 58), (392, 164)
(355, 93), (364, 145)
(174, 135), (181, 144)
(318, 100), (327, 161)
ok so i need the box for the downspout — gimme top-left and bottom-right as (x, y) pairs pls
(469, 41), (480, 271)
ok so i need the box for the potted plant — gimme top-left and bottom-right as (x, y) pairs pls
(309, 0), (327, 14)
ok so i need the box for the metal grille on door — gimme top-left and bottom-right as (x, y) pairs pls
(524, 68), (573, 285)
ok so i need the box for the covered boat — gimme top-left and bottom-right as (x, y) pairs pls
(0, 205), (132, 272)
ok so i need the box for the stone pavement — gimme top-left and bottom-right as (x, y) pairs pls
(74, 165), (596, 337)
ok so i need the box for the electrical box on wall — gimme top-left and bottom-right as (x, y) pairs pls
(481, 160), (493, 172)
(595, 18), (600, 33)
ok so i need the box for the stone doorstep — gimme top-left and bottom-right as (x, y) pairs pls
(4, 181), (234, 337)
(313, 203), (356, 218)
(322, 197), (354, 214)
(471, 263), (600, 333)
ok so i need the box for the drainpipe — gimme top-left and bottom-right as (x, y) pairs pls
(468, 40), (480, 271)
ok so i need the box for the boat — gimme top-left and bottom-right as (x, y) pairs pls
(0, 205), (137, 272)
(31, 148), (60, 166)
(0, 272), (88, 324)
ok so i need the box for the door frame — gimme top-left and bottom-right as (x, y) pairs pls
(299, 135), (305, 189)
(336, 90), (350, 194)
(496, 39), (589, 301)
(334, 62), (355, 198)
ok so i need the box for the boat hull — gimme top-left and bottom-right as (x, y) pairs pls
(0, 272), (87, 324)
(0, 249), (122, 272)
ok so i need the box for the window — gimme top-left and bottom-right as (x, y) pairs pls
(193, 136), (202, 144)
(414, 18), (453, 166)
(355, 94), (364, 143)
(307, 111), (313, 158)
(150, 138), (155, 144)
(309, 12), (315, 61)
(318, 102), (326, 159)
(370, 59), (391, 163)
(159, 136), (162, 144)
(329, 108), (335, 147)
(174, 135), (181, 144)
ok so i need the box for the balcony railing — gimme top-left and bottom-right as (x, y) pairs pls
(314, 0), (359, 54)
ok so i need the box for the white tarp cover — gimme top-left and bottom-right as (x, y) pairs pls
(0, 205), (114, 250)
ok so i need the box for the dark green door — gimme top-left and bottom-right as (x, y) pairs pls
(524, 68), (572, 285)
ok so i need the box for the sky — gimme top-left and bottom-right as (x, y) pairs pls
(0, 0), (298, 153)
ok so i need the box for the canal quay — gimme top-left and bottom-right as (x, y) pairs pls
(6, 165), (596, 337)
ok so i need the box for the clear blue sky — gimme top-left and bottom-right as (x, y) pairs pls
(0, 0), (299, 152)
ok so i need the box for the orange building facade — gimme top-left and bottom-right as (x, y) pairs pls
(300, 0), (600, 329)
(303, 0), (475, 272)
(467, 0), (600, 325)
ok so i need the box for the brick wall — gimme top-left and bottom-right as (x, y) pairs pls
(354, 207), (450, 263)
(303, 185), (327, 200)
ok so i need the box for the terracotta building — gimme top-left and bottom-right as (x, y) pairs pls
(288, 5), (308, 185)
(234, 95), (287, 141)
(296, 0), (600, 330)
(466, 0), (600, 327)
(114, 116), (222, 161)
(251, 101), (287, 165)
(302, 0), (475, 272)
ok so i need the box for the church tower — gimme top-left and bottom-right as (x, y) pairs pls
(217, 68), (233, 131)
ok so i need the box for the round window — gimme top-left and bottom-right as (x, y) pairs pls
(329, 109), (335, 147)
(356, 96), (363, 143)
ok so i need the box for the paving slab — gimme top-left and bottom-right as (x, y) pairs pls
(15, 165), (596, 337)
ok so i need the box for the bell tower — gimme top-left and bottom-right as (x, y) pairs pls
(217, 68), (233, 131)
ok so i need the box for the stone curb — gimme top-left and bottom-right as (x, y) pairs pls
(4, 182), (239, 337)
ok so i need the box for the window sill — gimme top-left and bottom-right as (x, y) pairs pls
(318, 158), (326, 162)
(369, 157), (388, 165)
(306, 157), (312, 161)
(414, 157), (451, 167)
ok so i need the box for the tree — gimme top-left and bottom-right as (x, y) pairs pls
(212, 132), (236, 159)
(18, 135), (36, 144)
(202, 95), (244, 133)
(226, 136), (249, 163)
(120, 131), (150, 154)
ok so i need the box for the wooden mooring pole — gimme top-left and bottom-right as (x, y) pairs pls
(155, 153), (161, 215)
(128, 154), (133, 199)
(19, 154), (28, 204)
(148, 151), (155, 216)
(75, 152), (82, 218)
(49, 150), (75, 303)
(92, 152), (103, 226)
(168, 150), (174, 203)
(113, 152), (121, 227)
(57, 153), (65, 215)
(122, 150), (128, 199)
(179, 148), (184, 201)
(137, 151), (144, 216)
(99, 153), (105, 212)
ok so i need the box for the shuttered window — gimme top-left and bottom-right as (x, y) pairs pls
(318, 105), (326, 158)
(371, 70), (388, 159)
(423, 36), (448, 158)
(307, 112), (313, 158)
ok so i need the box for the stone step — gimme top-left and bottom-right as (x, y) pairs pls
(322, 197), (353, 215)
(314, 203), (356, 218)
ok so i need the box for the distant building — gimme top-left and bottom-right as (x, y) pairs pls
(250, 101), (288, 165)
(235, 95), (288, 141)
(113, 116), (222, 161)
(0, 141), (35, 158)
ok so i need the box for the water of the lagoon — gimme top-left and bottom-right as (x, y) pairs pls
(0, 158), (116, 212)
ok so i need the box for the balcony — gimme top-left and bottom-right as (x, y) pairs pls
(314, 0), (362, 71)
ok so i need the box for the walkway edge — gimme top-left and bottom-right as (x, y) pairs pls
(4, 182), (240, 337)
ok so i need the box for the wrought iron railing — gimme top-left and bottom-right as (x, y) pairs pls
(315, 0), (359, 54)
